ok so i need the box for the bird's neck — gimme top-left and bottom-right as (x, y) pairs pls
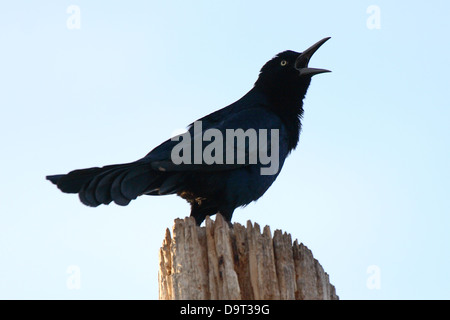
(276, 101), (303, 152)
(251, 86), (304, 151)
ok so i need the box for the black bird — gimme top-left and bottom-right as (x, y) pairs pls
(47, 37), (331, 225)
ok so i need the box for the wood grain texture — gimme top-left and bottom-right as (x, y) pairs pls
(158, 214), (338, 300)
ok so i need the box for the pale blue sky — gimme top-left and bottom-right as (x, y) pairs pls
(1, 1), (449, 299)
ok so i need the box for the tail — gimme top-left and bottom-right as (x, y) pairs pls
(46, 161), (164, 207)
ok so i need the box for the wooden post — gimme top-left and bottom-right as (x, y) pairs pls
(158, 214), (338, 300)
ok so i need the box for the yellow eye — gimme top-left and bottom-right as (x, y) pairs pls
(280, 60), (288, 66)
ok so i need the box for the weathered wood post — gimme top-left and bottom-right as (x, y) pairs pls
(158, 214), (338, 300)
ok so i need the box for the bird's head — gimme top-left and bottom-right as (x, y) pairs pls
(255, 37), (331, 106)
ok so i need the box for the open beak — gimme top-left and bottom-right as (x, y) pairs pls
(295, 37), (331, 77)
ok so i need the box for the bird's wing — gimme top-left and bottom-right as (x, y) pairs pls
(141, 106), (287, 172)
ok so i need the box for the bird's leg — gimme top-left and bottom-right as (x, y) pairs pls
(217, 207), (235, 227)
(190, 200), (217, 226)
